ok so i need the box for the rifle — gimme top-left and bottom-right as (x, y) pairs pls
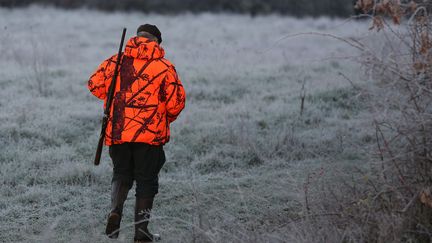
(94, 28), (127, 166)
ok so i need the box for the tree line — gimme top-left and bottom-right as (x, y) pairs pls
(0, 0), (355, 17)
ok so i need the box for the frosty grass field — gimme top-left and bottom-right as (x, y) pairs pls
(0, 6), (377, 242)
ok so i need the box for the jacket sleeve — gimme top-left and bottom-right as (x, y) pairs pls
(164, 66), (186, 123)
(87, 55), (118, 100)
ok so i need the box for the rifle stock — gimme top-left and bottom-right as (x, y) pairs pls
(94, 28), (127, 166)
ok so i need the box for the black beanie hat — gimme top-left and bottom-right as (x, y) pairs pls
(137, 24), (162, 44)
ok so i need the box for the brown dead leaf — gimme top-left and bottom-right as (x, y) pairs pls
(392, 14), (401, 25)
(409, 0), (417, 13)
(420, 188), (432, 208)
(375, 3), (385, 14)
(420, 32), (432, 54)
(414, 62), (426, 71)
(382, 1), (392, 15)
(356, 0), (375, 13)
(389, 1), (402, 24)
(370, 16), (385, 31)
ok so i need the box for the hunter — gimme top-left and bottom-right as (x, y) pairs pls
(88, 24), (186, 242)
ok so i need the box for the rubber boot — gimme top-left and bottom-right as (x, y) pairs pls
(105, 180), (130, 239)
(134, 197), (161, 242)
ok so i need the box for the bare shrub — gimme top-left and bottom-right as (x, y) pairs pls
(300, 1), (432, 242)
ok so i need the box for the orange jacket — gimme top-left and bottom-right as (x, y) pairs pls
(88, 36), (186, 146)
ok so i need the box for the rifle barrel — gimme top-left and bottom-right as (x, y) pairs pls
(94, 28), (127, 166)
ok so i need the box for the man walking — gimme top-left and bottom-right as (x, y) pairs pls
(88, 24), (186, 242)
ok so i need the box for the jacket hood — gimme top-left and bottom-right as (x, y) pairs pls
(124, 36), (165, 60)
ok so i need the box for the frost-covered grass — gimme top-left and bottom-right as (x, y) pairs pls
(0, 6), (374, 242)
